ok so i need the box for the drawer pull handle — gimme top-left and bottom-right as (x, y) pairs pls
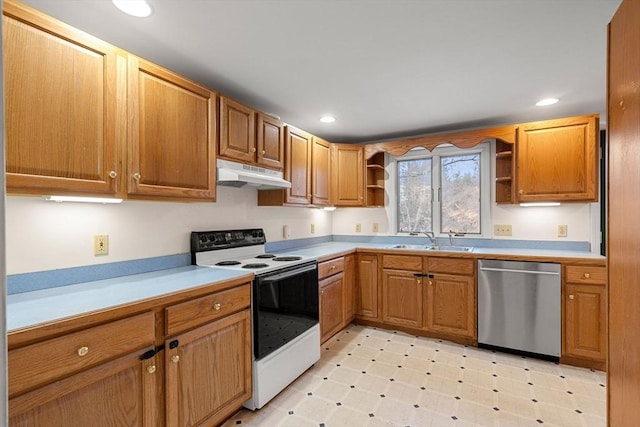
(213, 303), (222, 311)
(569, 294), (575, 300)
(171, 355), (180, 364)
(77, 346), (89, 357)
(147, 365), (156, 374)
(584, 273), (591, 279)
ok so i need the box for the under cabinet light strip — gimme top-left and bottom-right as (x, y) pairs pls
(44, 195), (123, 204)
(519, 202), (561, 207)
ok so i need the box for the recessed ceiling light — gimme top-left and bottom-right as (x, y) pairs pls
(320, 115), (336, 123)
(535, 98), (559, 107)
(112, 0), (152, 17)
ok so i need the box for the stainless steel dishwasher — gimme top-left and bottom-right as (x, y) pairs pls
(477, 259), (561, 359)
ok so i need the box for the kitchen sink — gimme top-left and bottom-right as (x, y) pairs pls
(391, 244), (473, 252)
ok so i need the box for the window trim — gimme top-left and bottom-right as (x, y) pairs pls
(388, 143), (491, 238)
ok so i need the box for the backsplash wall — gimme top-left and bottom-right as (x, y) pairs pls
(6, 187), (333, 275)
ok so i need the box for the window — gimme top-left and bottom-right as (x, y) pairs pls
(395, 144), (489, 236)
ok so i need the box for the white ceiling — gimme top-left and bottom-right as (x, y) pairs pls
(21, 0), (621, 143)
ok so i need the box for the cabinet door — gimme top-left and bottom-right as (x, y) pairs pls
(284, 126), (312, 205)
(356, 254), (379, 319)
(517, 114), (598, 202)
(220, 97), (256, 164)
(332, 144), (365, 206)
(312, 137), (332, 206)
(165, 310), (252, 427)
(424, 274), (475, 338)
(9, 352), (158, 427)
(564, 284), (606, 361)
(3, 1), (120, 196)
(343, 254), (356, 324)
(320, 273), (344, 343)
(128, 56), (217, 201)
(382, 270), (422, 328)
(256, 113), (284, 170)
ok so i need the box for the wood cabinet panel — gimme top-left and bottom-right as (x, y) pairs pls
(165, 284), (250, 336)
(382, 269), (422, 328)
(165, 309), (252, 427)
(343, 254), (356, 324)
(257, 113), (284, 169)
(565, 265), (606, 285)
(219, 97), (256, 164)
(382, 255), (422, 271)
(285, 126), (312, 205)
(426, 257), (475, 276)
(9, 351), (158, 427)
(128, 56), (216, 200)
(564, 284), (606, 361)
(356, 254), (379, 319)
(517, 114), (598, 202)
(9, 311), (155, 398)
(332, 144), (365, 206)
(3, 0), (119, 196)
(312, 137), (331, 206)
(320, 274), (345, 343)
(424, 273), (475, 338)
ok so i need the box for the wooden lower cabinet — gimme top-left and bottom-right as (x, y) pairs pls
(424, 273), (475, 339)
(356, 254), (379, 320)
(319, 273), (345, 343)
(165, 309), (252, 427)
(9, 352), (158, 427)
(382, 269), (423, 328)
(343, 254), (356, 323)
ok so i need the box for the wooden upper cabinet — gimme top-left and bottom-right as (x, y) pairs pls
(312, 137), (331, 206)
(332, 144), (365, 206)
(517, 114), (599, 202)
(284, 126), (312, 205)
(219, 97), (255, 164)
(256, 113), (285, 170)
(128, 56), (217, 201)
(3, 0), (120, 196)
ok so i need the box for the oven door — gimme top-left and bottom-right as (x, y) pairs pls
(253, 261), (318, 360)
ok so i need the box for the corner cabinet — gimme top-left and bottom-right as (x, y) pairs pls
(3, 0), (120, 197)
(331, 144), (365, 207)
(127, 56), (217, 201)
(517, 114), (599, 202)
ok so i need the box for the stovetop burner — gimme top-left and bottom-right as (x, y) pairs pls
(255, 254), (276, 259)
(243, 263), (270, 269)
(272, 256), (303, 262)
(216, 260), (242, 266)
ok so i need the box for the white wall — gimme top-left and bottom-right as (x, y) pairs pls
(6, 186), (332, 275)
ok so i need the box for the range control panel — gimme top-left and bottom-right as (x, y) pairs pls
(191, 229), (266, 252)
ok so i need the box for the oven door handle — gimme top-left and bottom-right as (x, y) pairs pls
(260, 264), (317, 282)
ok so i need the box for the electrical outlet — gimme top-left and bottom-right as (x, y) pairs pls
(494, 224), (512, 236)
(310, 223), (315, 234)
(372, 223), (379, 233)
(93, 235), (109, 256)
(355, 223), (362, 233)
(283, 225), (290, 239)
(558, 224), (568, 237)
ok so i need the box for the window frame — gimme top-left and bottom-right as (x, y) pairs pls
(388, 143), (491, 238)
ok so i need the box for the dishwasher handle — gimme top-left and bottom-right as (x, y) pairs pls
(479, 267), (560, 276)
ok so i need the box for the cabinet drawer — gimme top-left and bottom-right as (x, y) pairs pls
(166, 284), (251, 336)
(319, 257), (345, 279)
(565, 265), (606, 285)
(9, 311), (155, 398)
(382, 255), (422, 271)
(427, 257), (475, 276)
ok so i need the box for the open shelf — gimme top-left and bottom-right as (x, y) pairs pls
(495, 141), (515, 204)
(366, 152), (385, 207)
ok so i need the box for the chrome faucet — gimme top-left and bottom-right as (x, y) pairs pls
(447, 230), (465, 246)
(409, 231), (437, 246)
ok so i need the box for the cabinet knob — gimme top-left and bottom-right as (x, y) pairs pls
(251, 147), (256, 153)
(569, 294), (575, 300)
(417, 279), (421, 285)
(147, 365), (157, 374)
(331, 265), (336, 270)
(429, 280), (433, 286)
(77, 346), (89, 357)
(261, 150), (266, 155)
(108, 170), (117, 179)
(518, 189), (524, 194)
(584, 273), (591, 279)
(171, 355), (180, 364)
(213, 303), (221, 311)
(133, 172), (141, 181)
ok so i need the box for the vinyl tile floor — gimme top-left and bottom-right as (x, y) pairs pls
(222, 325), (606, 427)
